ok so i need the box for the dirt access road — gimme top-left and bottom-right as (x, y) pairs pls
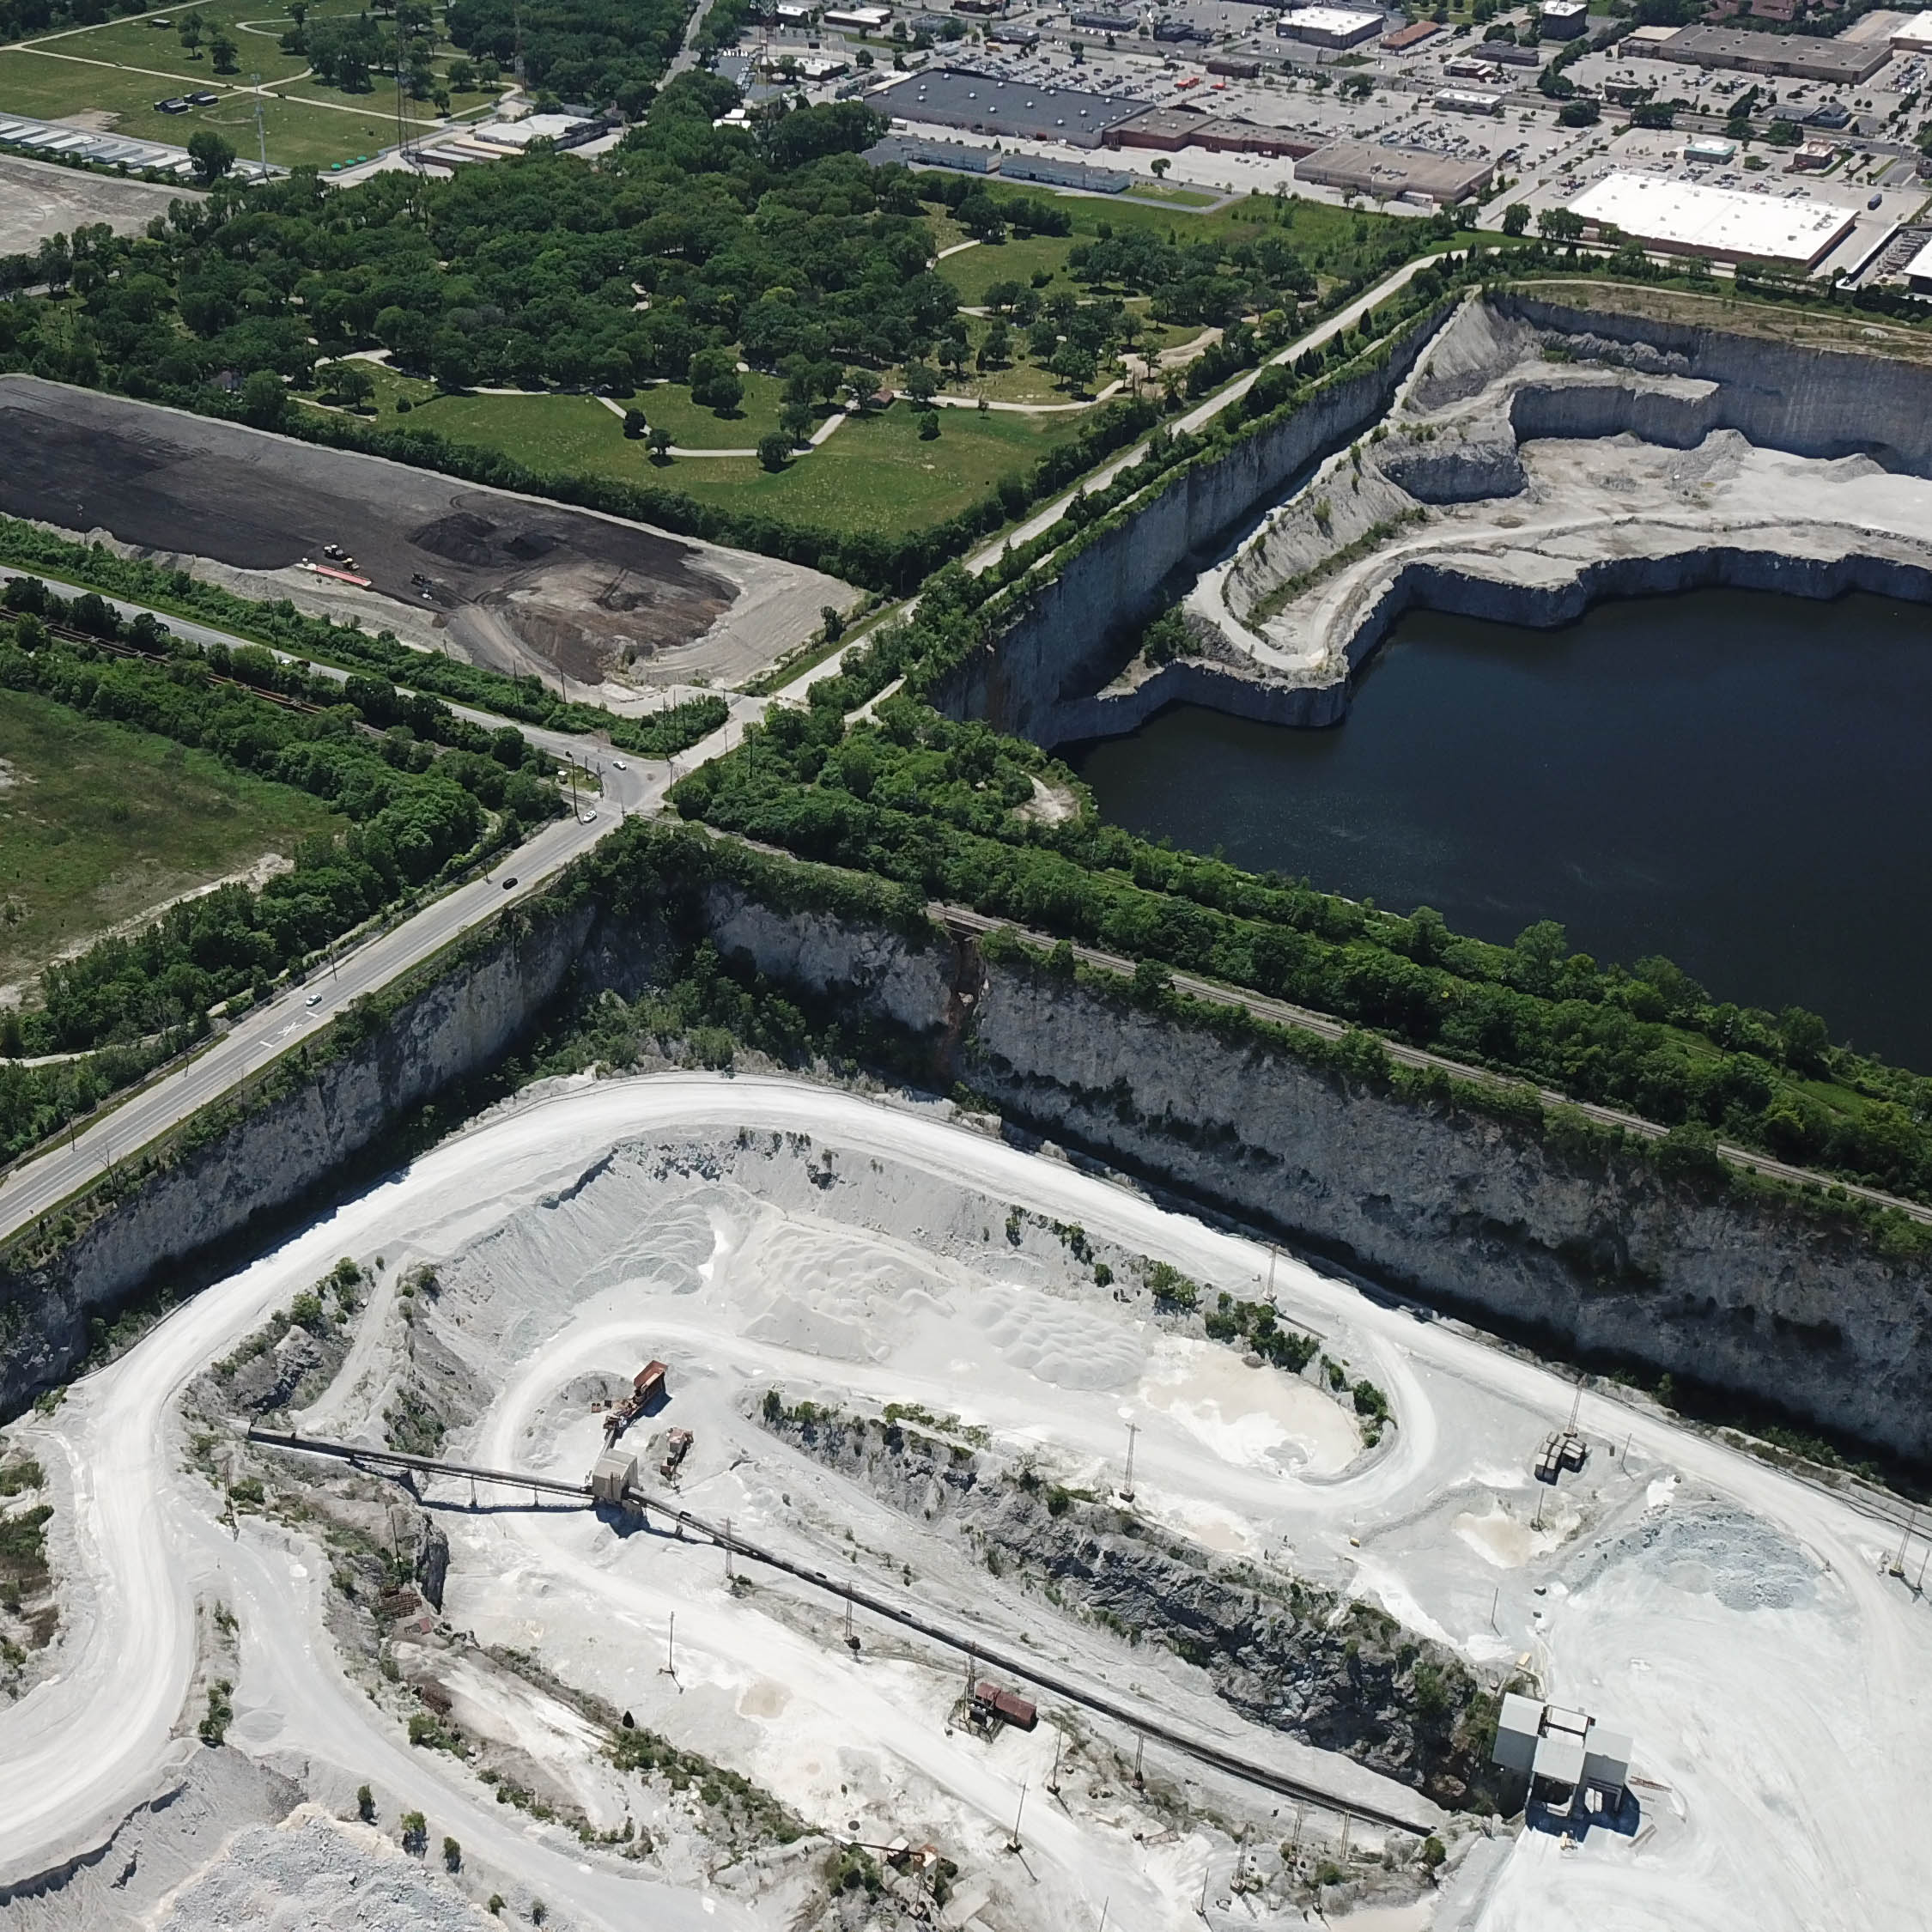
(0, 153), (202, 258)
(0, 375), (842, 690)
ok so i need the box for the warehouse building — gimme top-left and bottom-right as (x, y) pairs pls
(1891, 9), (1932, 54)
(1643, 23), (1893, 84)
(864, 131), (994, 171)
(1277, 4), (1384, 48)
(1567, 171), (1857, 267)
(1192, 116), (1311, 156)
(1070, 8), (1139, 28)
(872, 68), (1152, 145)
(999, 152), (1131, 190)
(1295, 139), (1494, 204)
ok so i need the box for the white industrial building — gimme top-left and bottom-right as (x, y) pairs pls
(1901, 235), (1932, 294)
(1434, 88), (1504, 115)
(1890, 8), (1932, 52)
(1278, 5), (1384, 48)
(1567, 171), (1857, 269)
(1492, 1693), (1632, 1806)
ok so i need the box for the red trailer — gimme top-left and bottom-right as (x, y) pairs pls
(972, 1680), (1038, 1731)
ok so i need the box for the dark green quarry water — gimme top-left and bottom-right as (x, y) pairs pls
(1065, 588), (1932, 1072)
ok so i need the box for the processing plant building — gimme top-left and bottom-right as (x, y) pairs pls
(1567, 171), (1857, 268)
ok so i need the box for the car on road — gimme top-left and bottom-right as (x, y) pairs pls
(305, 992), (322, 1006)
(611, 759), (626, 771)
(580, 811), (598, 823)
(1869, 192), (1884, 209)
(501, 875), (519, 890)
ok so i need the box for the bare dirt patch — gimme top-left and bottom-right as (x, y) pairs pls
(0, 376), (847, 690)
(0, 153), (200, 257)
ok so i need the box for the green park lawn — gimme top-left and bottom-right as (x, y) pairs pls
(939, 234), (1072, 307)
(628, 370), (788, 449)
(0, 687), (341, 993)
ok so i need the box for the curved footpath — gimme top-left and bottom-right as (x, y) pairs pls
(0, 1074), (1926, 1931)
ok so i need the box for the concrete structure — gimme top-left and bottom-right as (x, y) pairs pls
(1540, 0), (1589, 39)
(1296, 139), (1494, 203)
(1647, 23), (1893, 84)
(590, 1447), (635, 1504)
(873, 68), (1151, 145)
(1491, 1695), (1631, 1803)
(1567, 170), (1857, 267)
(1900, 234), (1932, 292)
(1277, 4), (1383, 48)
(1434, 88), (1504, 115)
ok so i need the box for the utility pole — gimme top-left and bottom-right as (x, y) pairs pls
(660, 1613), (677, 1678)
(1266, 1244), (1277, 1305)
(1121, 1421), (1139, 1504)
(723, 1516), (733, 1582)
(1894, 1508), (1917, 1577)
(1007, 1777), (1027, 1852)
(1490, 1585), (1499, 1632)
(1133, 1732), (1145, 1786)
(252, 72), (267, 178)
(1048, 1726), (1063, 1795)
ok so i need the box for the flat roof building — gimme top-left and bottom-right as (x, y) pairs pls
(1107, 104), (1206, 149)
(873, 67), (1151, 145)
(1647, 22), (1893, 83)
(1684, 133), (1739, 162)
(1492, 1696), (1633, 1804)
(823, 3), (892, 22)
(591, 1448), (635, 1504)
(864, 131), (994, 171)
(1278, 4), (1383, 47)
(1296, 138), (1494, 203)
(1434, 87), (1504, 113)
(1540, 0), (1589, 38)
(1891, 9), (1932, 52)
(1192, 116), (1311, 156)
(1567, 169), (1857, 267)
(1070, 8), (1139, 27)
(998, 151), (1131, 190)
(1381, 16), (1439, 47)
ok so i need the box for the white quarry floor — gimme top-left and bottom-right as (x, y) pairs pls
(1, 1072), (1926, 1932)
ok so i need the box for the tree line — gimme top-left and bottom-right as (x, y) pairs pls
(668, 686), (1932, 1208)
(0, 585), (562, 1065)
(0, 516), (725, 756)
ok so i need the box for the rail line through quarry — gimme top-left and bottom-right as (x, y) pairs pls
(247, 1426), (1439, 1838)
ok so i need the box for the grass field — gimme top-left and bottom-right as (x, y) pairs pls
(630, 370), (789, 449)
(344, 384), (1084, 535)
(0, 688), (341, 993)
(939, 234), (1072, 307)
(0, 47), (405, 167)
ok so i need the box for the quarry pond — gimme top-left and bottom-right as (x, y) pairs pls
(1067, 587), (1932, 1072)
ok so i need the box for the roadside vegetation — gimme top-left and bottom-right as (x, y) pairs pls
(0, 586), (563, 1159)
(0, 515), (727, 759)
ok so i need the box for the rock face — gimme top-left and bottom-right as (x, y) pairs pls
(6, 858), (1929, 1467)
(690, 907), (1932, 1467)
(765, 1405), (1490, 1808)
(0, 905), (598, 1418)
(921, 307), (1453, 747)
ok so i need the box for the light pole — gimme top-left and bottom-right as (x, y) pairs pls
(1121, 1421), (1139, 1504)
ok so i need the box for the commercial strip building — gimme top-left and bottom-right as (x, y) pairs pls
(1566, 170), (1857, 268)
(1276, 5), (1384, 48)
(1295, 139), (1495, 204)
(1380, 17), (1438, 49)
(870, 68), (1151, 146)
(1641, 23), (1894, 84)
(1434, 88), (1505, 115)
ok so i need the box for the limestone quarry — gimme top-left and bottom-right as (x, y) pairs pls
(1077, 293), (1932, 737)
(1, 1074), (1925, 1932)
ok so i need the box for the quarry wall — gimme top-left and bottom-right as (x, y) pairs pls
(923, 309), (1450, 747)
(6, 859), (1927, 1463)
(698, 890), (1932, 1466)
(0, 906), (596, 1417)
(1495, 293), (1932, 475)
